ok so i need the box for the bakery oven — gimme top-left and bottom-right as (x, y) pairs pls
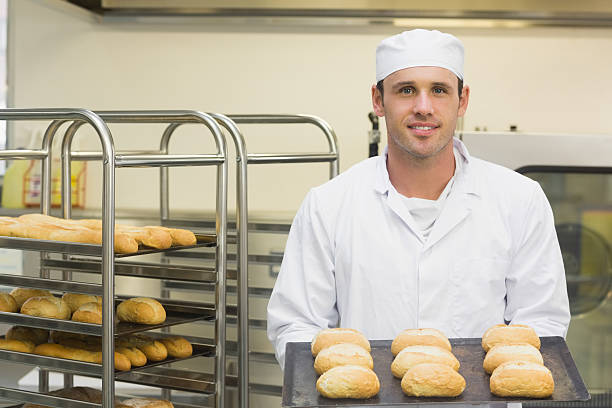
(462, 131), (612, 408)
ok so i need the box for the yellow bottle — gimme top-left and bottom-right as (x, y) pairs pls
(1, 159), (32, 208)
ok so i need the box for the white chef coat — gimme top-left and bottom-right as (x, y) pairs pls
(267, 138), (570, 370)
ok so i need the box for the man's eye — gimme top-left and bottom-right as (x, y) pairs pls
(400, 87), (413, 94)
(433, 87), (446, 94)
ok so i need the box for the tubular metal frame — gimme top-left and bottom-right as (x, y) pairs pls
(0, 109), (229, 408)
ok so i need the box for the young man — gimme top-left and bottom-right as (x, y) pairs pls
(267, 29), (570, 370)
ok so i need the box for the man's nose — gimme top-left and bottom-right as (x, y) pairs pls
(413, 92), (434, 116)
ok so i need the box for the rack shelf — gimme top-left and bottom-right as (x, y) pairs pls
(0, 234), (216, 258)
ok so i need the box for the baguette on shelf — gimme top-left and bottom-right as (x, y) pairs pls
(0, 338), (36, 353)
(0, 214), (197, 254)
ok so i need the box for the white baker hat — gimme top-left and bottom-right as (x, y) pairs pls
(376, 29), (464, 82)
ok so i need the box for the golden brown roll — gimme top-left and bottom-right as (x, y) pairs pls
(9, 288), (53, 308)
(61, 293), (102, 314)
(5, 326), (49, 345)
(21, 296), (71, 320)
(483, 343), (544, 374)
(77, 219), (174, 249)
(314, 343), (373, 375)
(401, 363), (466, 397)
(72, 302), (102, 324)
(116, 346), (147, 367)
(482, 324), (541, 352)
(120, 398), (175, 408)
(117, 297), (166, 325)
(0, 338), (36, 353)
(33, 343), (131, 371)
(391, 345), (460, 378)
(311, 328), (370, 357)
(159, 336), (193, 358)
(490, 361), (554, 398)
(118, 335), (168, 362)
(158, 226), (197, 246)
(0, 293), (18, 313)
(391, 328), (452, 355)
(316, 365), (380, 399)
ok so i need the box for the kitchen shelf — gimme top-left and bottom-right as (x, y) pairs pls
(0, 234), (216, 258)
(41, 258), (217, 283)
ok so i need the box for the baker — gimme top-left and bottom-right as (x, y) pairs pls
(267, 29), (570, 372)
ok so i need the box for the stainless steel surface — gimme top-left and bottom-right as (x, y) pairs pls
(209, 112), (249, 408)
(0, 273), (102, 295)
(0, 387), (99, 408)
(115, 154), (225, 167)
(41, 258), (217, 282)
(116, 367), (217, 394)
(63, 0), (612, 28)
(0, 349), (103, 375)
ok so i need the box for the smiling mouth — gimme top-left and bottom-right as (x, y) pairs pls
(409, 125), (438, 130)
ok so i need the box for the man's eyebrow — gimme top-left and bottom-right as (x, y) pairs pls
(391, 81), (454, 89)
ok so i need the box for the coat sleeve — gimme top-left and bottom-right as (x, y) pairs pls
(505, 183), (571, 337)
(266, 189), (339, 370)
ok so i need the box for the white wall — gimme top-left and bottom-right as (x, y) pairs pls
(8, 0), (612, 215)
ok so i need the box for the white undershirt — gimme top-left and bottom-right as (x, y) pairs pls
(400, 149), (463, 241)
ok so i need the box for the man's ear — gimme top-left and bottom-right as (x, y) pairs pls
(371, 85), (385, 117)
(458, 85), (470, 117)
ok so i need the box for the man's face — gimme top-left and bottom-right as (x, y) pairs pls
(371, 66), (469, 160)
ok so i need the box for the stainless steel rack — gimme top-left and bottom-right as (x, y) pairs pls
(0, 109), (228, 408)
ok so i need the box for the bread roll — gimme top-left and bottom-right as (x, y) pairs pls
(0, 293), (18, 312)
(391, 345), (460, 378)
(118, 335), (168, 361)
(311, 328), (370, 356)
(33, 343), (131, 371)
(484, 344), (544, 374)
(401, 363), (466, 397)
(159, 336), (193, 358)
(316, 365), (380, 399)
(5, 326), (49, 345)
(9, 288), (53, 308)
(0, 338), (36, 353)
(22, 386), (122, 408)
(391, 328), (452, 355)
(490, 361), (554, 398)
(314, 343), (373, 375)
(117, 346), (147, 367)
(120, 398), (175, 408)
(21, 296), (71, 320)
(158, 226), (197, 246)
(72, 302), (102, 324)
(62, 293), (102, 314)
(117, 297), (166, 325)
(482, 324), (541, 352)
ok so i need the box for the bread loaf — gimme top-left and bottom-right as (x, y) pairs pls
(9, 288), (53, 308)
(482, 324), (541, 352)
(0, 338), (36, 353)
(62, 293), (102, 314)
(21, 296), (71, 320)
(120, 398), (175, 408)
(311, 328), (370, 357)
(18, 214), (140, 254)
(72, 302), (102, 324)
(490, 361), (554, 398)
(159, 336), (193, 358)
(0, 293), (18, 312)
(5, 326), (49, 345)
(77, 219), (173, 249)
(158, 226), (197, 246)
(117, 346), (147, 367)
(391, 345), (460, 378)
(118, 335), (168, 361)
(314, 343), (373, 375)
(316, 365), (380, 399)
(22, 386), (122, 408)
(391, 328), (452, 355)
(483, 344), (544, 374)
(33, 343), (132, 371)
(401, 363), (466, 397)
(117, 297), (166, 325)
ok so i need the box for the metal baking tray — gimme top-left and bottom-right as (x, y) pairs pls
(282, 337), (590, 407)
(0, 299), (215, 337)
(0, 233), (215, 258)
(0, 343), (213, 377)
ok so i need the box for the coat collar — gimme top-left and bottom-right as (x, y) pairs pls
(374, 137), (481, 198)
